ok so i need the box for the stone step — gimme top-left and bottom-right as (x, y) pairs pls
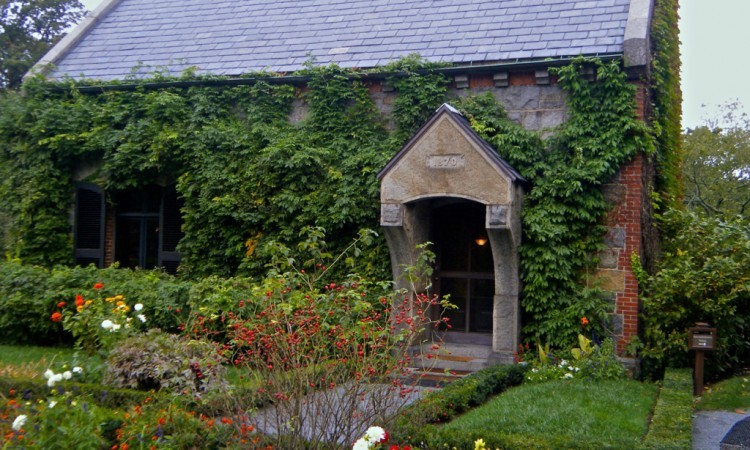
(403, 367), (473, 388)
(409, 343), (491, 372)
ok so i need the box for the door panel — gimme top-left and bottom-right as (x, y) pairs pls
(432, 201), (494, 335)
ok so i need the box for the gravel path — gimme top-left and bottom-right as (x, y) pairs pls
(251, 382), (430, 446)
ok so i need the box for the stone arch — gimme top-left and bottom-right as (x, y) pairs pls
(378, 104), (526, 363)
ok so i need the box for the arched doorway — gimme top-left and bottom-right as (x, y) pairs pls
(378, 103), (526, 363)
(432, 200), (494, 344)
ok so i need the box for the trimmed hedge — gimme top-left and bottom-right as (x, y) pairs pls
(0, 375), (263, 416)
(390, 364), (527, 445)
(0, 260), (259, 346)
(0, 377), (150, 409)
(641, 368), (693, 449)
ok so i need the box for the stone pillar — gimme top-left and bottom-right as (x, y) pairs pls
(486, 198), (522, 363)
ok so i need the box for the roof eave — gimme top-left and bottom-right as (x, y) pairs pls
(24, 0), (123, 82)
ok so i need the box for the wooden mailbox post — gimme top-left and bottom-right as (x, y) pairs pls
(688, 322), (717, 396)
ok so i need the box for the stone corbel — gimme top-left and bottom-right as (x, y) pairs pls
(380, 203), (403, 227)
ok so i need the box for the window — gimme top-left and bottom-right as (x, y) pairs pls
(73, 184), (183, 274)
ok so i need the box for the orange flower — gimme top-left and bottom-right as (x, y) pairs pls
(93, 282), (104, 290)
(57, 302), (66, 308)
(580, 317), (589, 326)
(75, 295), (84, 307)
(51, 312), (63, 322)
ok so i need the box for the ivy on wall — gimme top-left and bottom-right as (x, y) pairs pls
(0, 62), (450, 279)
(457, 58), (653, 344)
(0, 56), (663, 345)
(650, 0), (682, 207)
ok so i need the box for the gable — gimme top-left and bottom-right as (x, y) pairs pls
(379, 104), (524, 206)
(38, 0), (635, 81)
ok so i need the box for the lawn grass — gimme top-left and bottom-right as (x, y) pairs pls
(0, 344), (102, 380)
(697, 373), (750, 411)
(440, 379), (659, 448)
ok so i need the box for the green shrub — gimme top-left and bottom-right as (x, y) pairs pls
(0, 261), (273, 347)
(391, 364), (527, 443)
(104, 329), (227, 394)
(0, 260), (65, 345)
(636, 210), (750, 378)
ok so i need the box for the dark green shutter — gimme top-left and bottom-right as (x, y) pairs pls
(74, 183), (105, 267)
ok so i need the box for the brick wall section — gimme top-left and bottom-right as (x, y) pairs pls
(602, 80), (650, 354)
(604, 154), (644, 353)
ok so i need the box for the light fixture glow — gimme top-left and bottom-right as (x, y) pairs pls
(474, 237), (488, 246)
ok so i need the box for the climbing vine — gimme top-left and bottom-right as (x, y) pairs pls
(458, 58), (652, 345)
(650, 0), (682, 207)
(0, 56), (656, 345)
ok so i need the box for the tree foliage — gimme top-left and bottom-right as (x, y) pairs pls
(682, 102), (750, 218)
(635, 209), (750, 378)
(0, 0), (85, 89)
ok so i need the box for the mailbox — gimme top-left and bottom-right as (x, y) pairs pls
(688, 324), (717, 351)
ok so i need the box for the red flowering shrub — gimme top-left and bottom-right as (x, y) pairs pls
(184, 228), (451, 448)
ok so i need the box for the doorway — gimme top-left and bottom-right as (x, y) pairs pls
(432, 200), (494, 344)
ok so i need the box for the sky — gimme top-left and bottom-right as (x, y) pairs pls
(79, 0), (749, 130)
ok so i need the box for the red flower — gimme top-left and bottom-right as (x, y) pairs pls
(57, 302), (66, 308)
(93, 282), (104, 290)
(75, 294), (84, 307)
(580, 317), (589, 326)
(51, 312), (63, 322)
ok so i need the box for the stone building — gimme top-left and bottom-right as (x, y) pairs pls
(32, 0), (667, 362)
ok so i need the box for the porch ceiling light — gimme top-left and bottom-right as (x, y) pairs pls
(474, 237), (488, 246)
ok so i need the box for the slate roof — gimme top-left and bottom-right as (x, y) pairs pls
(43, 0), (634, 81)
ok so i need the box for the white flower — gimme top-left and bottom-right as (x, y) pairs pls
(63, 371), (72, 380)
(49, 400), (57, 408)
(111, 323), (121, 331)
(134, 303), (143, 311)
(352, 438), (371, 450)
(47, 372), (63, 387)
(101, 319), (114, 329)
(72, 366), (83, 375)
(12, 414), (27, 431)
(563, 373), (574, 379)
(559, 359), (568, 367)
(138, 314), (147, 323)
(44, 369), (54, 380)
(365, 426), (386, 443)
